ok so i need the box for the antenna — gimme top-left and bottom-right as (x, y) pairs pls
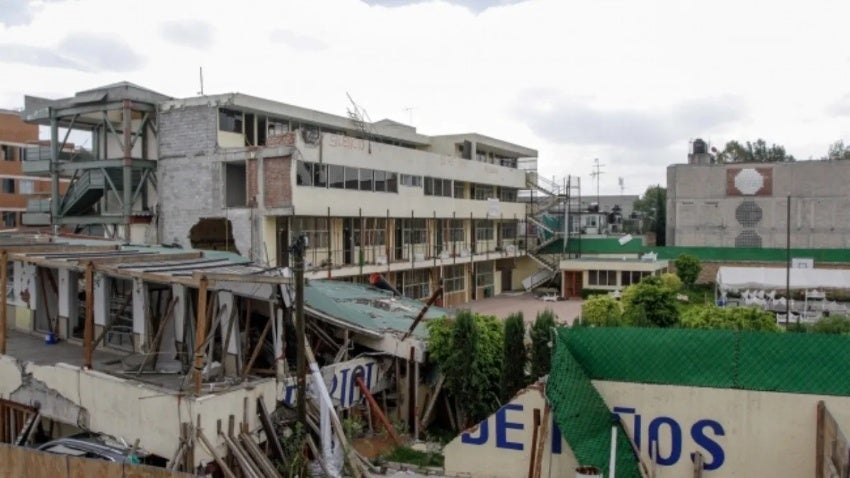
(590, 158), (605, 208)
(346, 93), (374, 152)
(198, 66), (204, 96)
(402, 107), (415, 125)
(618, 176), (624, 195)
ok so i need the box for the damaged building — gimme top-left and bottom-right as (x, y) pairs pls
(20, 82), (539, 308)
(0, 233), (446, 473)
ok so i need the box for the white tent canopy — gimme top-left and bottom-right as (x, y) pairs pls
(716, 266), (850, 291)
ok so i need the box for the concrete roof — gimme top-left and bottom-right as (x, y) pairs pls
(431, 133), (538, 158)
(304, 280), (449, 339)
(22, 81), (173, 125)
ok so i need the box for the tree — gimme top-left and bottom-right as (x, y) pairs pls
(500, 313), (528, 401)
(659, 272), (682, 292)
(715, 139), (795, 163)
(622, 276), (679, 327)
(633, 185), (666, 245)
(680, 306), (779, 331)
(530, 309), (555, 379)
(674, 254), (701, 289)
(812, 315), (850, 334)
(581, 295), (624, 327)
(826, 140), (850, 160)
(427, 312), (504, 427)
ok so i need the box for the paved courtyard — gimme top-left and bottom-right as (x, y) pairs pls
(460, 291), (583, 325)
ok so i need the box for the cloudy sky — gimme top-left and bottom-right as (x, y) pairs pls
(2, 0), (849, 195)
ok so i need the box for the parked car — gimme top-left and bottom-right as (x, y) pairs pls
(37, 432), (166, 466)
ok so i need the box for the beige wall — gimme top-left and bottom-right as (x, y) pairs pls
(446, 379), (850, 477)
(444, 385), (577, 478)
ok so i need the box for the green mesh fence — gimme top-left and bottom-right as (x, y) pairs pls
(548, 327), (850, 474)
(547, 335), (644, 477)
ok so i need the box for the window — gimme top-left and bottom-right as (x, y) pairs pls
(423, 177), (433, 195)
(344, 167), (359, 190)
(401, 174), (422, 187)
(374, 170), (386, 192)
(386, 173), (398, 193)
(621, 270), (650, 286)
(499, 187), (517, 202)
(328, 165), (344, 189)
(447, 220), (464, 242)
(2, 179), (14, 194)
(424, 177), (452, 197)
(473, 184), (495, 200)
(296, 161), (313, 186)
(443, 265), (465, 293)
(219, 108), (243, 133)
(475, 220), (493, 241)
(588, 270), (617, 286)
(476, 267), (494, 288)
(2, 212), (15, 227)
(292, 217), (329, 249)
(500, 222), (517, 240)
(454, 181), (466, 199)
(267, 117), (289, 136)
(354, 218), (386, 246)
(224, 162), (247, 207)
(403, 218), (427, 244)
(313, 163), (327, 187)
(359, 169), (374, 191)
(19, 180), (34, 195)
(402, 269), (430, 299)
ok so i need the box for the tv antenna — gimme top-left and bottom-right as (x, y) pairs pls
(346, 93), (375, 152)
(402, 106), (415, 125)
(590, 158), (604, 207)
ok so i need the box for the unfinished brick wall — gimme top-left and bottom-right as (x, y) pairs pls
(263, 156), (292, 208)
(246, 158), (258, 205)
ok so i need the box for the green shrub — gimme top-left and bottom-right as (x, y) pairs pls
(659, 272), (683, 292)
(812, 315), (850, 335)
(530, 310), (556, 379)
(622, 276), (679, 327)
(680, 305), (779, 332)
(674, 254), (702, 288)
(500, 312), (528, 401)
(581, 289), (611, 299)
(581, 295), (624, 327)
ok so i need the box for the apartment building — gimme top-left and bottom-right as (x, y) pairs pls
(22, 83), (537, 307)
(0, 110), (65, 227)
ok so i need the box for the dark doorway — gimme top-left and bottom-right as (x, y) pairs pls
(343, 219), (353, 265)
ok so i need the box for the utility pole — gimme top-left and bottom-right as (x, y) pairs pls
(290, 234), (309, 425)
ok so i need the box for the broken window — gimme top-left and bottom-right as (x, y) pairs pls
(268, 117), (289, 136)
(296, 161), (313, 187)
(224, 162), (247, 207)
(218, 108), (243, 133)
(313, 163), (327, 187)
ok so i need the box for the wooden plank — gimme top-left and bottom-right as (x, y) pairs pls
(67, 453), (123, 478)
(25, 446), (68, 477)
(257, 396), (286, 464)
(91, 252), (203, 265)
(195, 271), (292, 285)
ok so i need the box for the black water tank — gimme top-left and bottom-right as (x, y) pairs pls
(693, 138), (707, 155)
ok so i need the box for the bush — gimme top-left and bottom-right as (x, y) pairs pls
(812, 315), (850, 334)
(530, 310), (556, 379)
(659, 272), (682, 292)
(581, 295), (624, 327)
(680, 305), (780, 331)
(622, 276), (679, 327)
(500, 313), (528, 401)
(581, 289), (611, 299)
(674, 254), (702, 288)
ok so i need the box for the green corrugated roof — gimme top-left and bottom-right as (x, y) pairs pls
(540, 238), (850, 263)
(304, 280), (448, 338)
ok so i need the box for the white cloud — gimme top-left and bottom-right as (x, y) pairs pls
(160, 20), (213, 50)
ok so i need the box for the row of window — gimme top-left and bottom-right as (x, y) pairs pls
(296, 161), (399, 193)
(588, 270), (653, 286)
(296, 161), (518, 201)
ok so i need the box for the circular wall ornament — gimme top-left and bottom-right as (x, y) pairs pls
(734, 168), (764, 195)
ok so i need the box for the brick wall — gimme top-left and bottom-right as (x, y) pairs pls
(247, 158), (257, 204)
(263, 156), (291, 208)
(158, 106), (217, 158)
(0, 112), (37, 143)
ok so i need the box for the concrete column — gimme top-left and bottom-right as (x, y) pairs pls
(217, 291), (239, 375)
(93, 273), (109, 327)
(57, 269), (79, 339)
(132, 278), (147, 351)
(172, 284), (186, 344)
